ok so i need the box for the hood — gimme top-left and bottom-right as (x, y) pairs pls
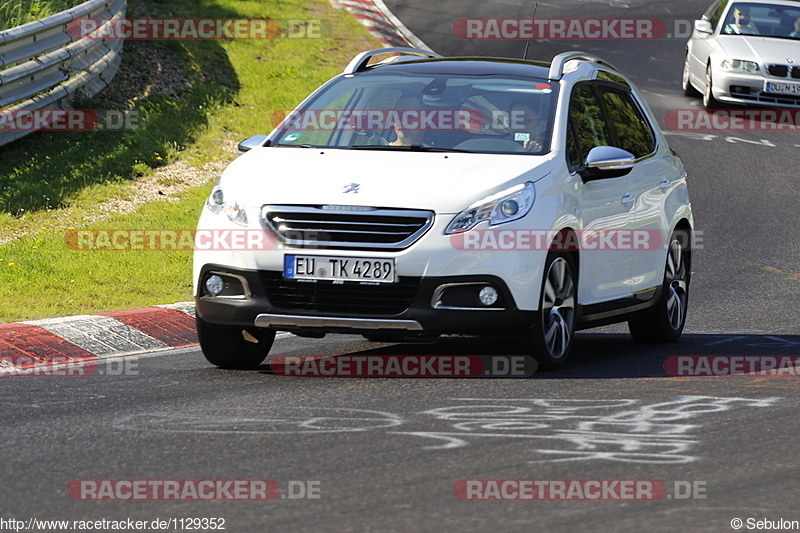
(718, 35), (800, 66)
(218, 147), (551, 214)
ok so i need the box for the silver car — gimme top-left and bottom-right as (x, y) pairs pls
(683, 0), (800, 108)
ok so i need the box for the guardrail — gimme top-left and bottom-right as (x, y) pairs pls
(0, 0), (126, 147)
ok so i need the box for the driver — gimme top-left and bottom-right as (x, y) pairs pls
(724, 6), (759, 35)
(509, 99), (545, 152)
(390, 94), (425, 147)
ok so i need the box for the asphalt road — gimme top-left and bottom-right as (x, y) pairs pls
(3, 1), (800, 531)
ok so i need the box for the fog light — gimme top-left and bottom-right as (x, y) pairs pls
(205, 275), (225, 296)
(479, 286), (499, 306)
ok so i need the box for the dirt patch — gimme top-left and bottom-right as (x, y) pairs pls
(90, 1), (193, 110)
(86, 159), (226, 222)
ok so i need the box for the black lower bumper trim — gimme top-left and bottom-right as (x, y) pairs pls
(195, 265), (534, 336)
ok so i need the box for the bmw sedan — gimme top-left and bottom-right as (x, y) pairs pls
(683, 0), (800, 108)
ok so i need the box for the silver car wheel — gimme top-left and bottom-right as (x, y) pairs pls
(682, 57), (691, 91)
(541, 257), (576, 359)
(665, 239), (688, 331)
(703, 65), (719, 108)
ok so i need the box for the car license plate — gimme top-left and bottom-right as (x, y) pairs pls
(764, 81), (800, 95)
(284, 255), (396, 283)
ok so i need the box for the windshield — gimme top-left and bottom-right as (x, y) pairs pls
(721, 2), (800, 39)
(270, 71), (558, 155)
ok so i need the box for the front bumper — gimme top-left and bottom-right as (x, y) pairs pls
(713, 69), (800, 108)
(195, 265), (535, 337)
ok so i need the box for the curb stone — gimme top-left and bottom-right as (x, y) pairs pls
(0, 303), (197, 374)
(339, 0), (433, 50)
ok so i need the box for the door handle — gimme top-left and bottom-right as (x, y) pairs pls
(659, 179), (670, 191)
(621, 194), (634, 205)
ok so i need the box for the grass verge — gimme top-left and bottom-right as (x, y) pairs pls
(0, 0), (378, 322)
(1, 0), (83, 29)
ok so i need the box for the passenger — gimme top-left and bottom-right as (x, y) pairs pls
(789, 16), (800, 38)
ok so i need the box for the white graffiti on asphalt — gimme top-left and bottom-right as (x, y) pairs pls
(116, 396), (779, 464)
(390, 396), (779, 464)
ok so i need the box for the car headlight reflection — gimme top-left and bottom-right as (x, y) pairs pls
(721, 59), (759, 73)
(445, 182), (535, 234)
(206, 185), (249, 226)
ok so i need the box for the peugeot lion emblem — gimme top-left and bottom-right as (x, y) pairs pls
(343, 183), (360, 194)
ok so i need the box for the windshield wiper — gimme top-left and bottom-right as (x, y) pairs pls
(275, 143), (317, 148)
(349, 144), (470, 153)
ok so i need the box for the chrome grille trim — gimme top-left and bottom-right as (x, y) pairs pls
(261, 205), (434, 250)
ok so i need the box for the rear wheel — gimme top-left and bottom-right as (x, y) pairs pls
(197, 317), (275, 369)
(628, 231), (690, 342)
(525, 251), (577, 370)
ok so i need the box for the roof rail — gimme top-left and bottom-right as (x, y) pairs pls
(548, 52), (618, 80)
(343, 47), (442, 75)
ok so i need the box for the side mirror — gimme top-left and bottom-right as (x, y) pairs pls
(579, 146), (636, 182)
(237, 134), (268, 154)
(694, 20), (713, 34)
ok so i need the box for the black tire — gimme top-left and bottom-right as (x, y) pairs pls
(682, 52), (700, 97)
(703, 64), (721, 109)
(525, 250), (577, 370)
(197, 317), (275, 369)
(628, 230), (690, 343)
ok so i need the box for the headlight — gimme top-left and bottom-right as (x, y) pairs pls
(206, 184), (248, 226)
(445, 182), (535, 234)
(721, 59), (759, 73)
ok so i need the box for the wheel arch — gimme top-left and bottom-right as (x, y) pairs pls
(551, 226), (580, 289)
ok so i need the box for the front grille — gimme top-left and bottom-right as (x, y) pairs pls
(262, 272), (420, 315)
(730, 89), (800, 106)
(768, 64), (789, 77)
(262, 205), (433, 250)
(792, 67), (800, 79)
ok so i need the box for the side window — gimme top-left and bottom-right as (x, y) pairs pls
(568, 84), (612, 164)
(566, 121), (581, 171)
(596, 70), (630, 88)
(706, 0), (728, 30)
(597, 88), (655, 159)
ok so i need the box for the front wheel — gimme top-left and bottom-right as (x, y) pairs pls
(628, 232), (690, 343)
(703, 65), (721, 108)
(682, 52), (700, 97)
(525, 251), (577, 370)
(197, 317), (275, 369)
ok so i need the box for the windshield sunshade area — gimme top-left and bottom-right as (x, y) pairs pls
(271, 72), (559, 154)
(721, 2), (800, 39)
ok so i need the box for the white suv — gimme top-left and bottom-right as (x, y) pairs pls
(194, 48), (694, 370)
